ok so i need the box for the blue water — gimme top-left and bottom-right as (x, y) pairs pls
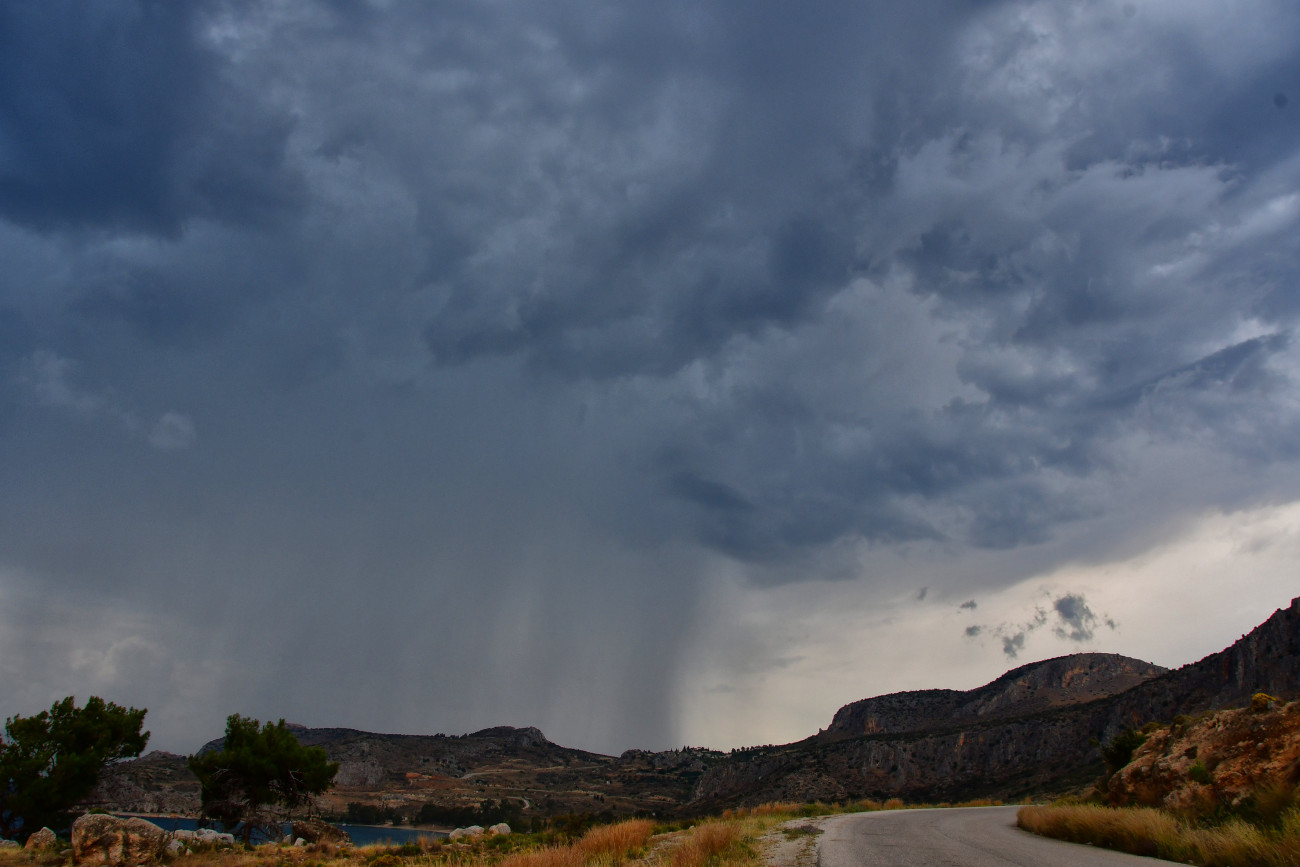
(120, 816), (447, 846)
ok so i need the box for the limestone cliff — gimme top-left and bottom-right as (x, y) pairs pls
(824, 653), (1166, 740)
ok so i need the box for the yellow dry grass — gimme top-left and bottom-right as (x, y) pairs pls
(1018, 803), (1300, 867)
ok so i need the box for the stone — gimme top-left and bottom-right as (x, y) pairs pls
(173, 830), (196, 842)
(0, 839), (20, 849)
(448, 825), (484, 841)
(166, 839), (185, 856)
(487, 823), (511, 836)
(25, 827), (58, 850)
(290, 818), (351, 845)
(193, 828), (235, 847)
(294, 838), (306, 847)
(71, 814), (170, 866)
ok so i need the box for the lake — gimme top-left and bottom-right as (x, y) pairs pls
(120, 816), (448, 846)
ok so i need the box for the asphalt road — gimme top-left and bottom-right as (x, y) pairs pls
(815, 806), (1173, 866)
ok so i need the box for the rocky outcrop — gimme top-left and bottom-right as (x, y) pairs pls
(691, 598), (1300, 808)
(71, 814), (169, 865)
(1108, 699), (1300, 813)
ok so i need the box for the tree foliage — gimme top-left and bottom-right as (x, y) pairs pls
(188, 715), (338, 840)
(0, 696), (149, 841)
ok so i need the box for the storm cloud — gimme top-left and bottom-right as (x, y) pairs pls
(2, 0), (1300, 754)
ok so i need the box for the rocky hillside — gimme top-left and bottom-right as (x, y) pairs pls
(688, 597), (1300, 808)
(1107, 698), (1300, 814)
(824, 653), (1166, 740)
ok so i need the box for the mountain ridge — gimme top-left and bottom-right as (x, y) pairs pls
(85, 597), (1300, 819)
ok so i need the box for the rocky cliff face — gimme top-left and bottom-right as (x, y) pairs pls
(1108, 699), (1300, 814)
(690, 598), (1300, 808)
(825, 653), (1166, 740)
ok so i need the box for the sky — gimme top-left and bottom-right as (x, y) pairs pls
(1, 0), (1299, 757)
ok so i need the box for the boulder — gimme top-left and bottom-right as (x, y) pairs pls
(71, 814), (170, 865)
(193, 828), (235, 847)
(25, 827), (58, 850)
(290, 818), (351, 845)
(448, 825), (484, 841)
(166, 839), (185, 856)
(0, 839), (20, 849)
(487, 823), (511, 836)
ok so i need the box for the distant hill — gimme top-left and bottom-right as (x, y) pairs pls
(86, 597), (1300, 820)
(86, 724), (721, 823)
(823, 653), (1167, 740)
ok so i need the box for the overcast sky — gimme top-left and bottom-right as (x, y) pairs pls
(2, 0), (1299, 756)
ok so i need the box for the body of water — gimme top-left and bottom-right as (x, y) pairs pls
(119, 816), (447, 846)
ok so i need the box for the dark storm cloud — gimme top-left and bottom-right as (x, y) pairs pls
(0, 2), (302, 236)
(2, 0), (1300, 753)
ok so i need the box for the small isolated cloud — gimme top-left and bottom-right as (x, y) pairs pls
(1053, 593), (1099, 642)
(965, 624), (982, 637)
(1001, 632), (1026, 658)
(149, 413), (196, 451)
(916, 587), (928, 601)
(959, 599), (977, 610)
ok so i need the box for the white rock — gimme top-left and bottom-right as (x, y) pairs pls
(294, 838), (306, 847)
(488, 823), (511, 836)
(448, 825), (485, 841)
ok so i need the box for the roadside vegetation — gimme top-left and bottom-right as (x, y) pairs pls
(1019, 803), (1300, 867)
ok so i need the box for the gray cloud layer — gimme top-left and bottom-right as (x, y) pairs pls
(2, 0), (1299, 753)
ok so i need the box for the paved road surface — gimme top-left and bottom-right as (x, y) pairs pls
(815, 806), (1173, 866)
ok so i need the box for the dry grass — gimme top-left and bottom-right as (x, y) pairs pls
(574, 819), (655, 859)
(1018, 803), (1300, 867)
(666, 822), (742, 867)
(495, 845), (585, 867)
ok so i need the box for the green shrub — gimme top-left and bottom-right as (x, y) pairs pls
(1102, 729), (1148, 775)
(1189, 762), (1211, 785)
